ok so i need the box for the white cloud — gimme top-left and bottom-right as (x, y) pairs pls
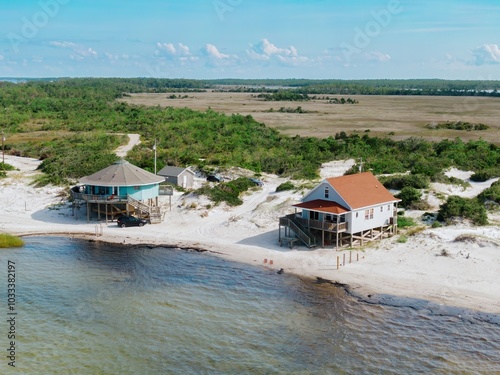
(248, 38), (296, 60)
(155, 42), (198, 64)
(0, 55), (4, 61)
(202, 44), (238, 67)
(365, 51), (391, 62)
(156, 42), (192, 56)
(472, 44), (500, 65)
(247, 39), (307, 64)
(178, 43), (190, 56)
(206, 44), (230, 60)
(157, 42), (176, 55)
(50, 41), (97, 61)
(105, 52), (131, 61)
(50, 41), (77, 49)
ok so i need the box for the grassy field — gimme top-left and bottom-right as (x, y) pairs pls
(119, 92), (500, 144)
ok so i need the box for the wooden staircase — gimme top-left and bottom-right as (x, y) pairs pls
(279, 215), (316, 248)
(127, 196), (162, 224)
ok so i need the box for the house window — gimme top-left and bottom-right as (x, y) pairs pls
(310, 211), (319, 220)
(356, 212), (359, 218)
(324, 187), (329, 199)
(380, 206), (383, 213)
(365, 209), (374, 220)
(370, 208), (374, 219)
(387, 204), (391, 211)
(134, 186), (140, 190)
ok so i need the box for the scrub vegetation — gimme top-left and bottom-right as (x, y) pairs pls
(0, 78), (498, 223)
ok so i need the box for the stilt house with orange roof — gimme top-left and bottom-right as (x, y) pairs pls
(279, 172), (400, 249)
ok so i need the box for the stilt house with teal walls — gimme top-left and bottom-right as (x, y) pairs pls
(71, 159), (165, 223)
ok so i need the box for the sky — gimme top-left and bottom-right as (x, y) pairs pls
(1, 0), (500, 80)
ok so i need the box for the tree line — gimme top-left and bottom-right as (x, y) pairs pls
(1, 79), (498, 182)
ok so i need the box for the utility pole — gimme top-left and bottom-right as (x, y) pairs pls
(153, 138), (157, 174)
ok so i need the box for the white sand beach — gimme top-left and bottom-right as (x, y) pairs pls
(1, 153), (499, 315)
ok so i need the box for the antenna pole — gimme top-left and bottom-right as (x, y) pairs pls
(154, 138), (157, 174)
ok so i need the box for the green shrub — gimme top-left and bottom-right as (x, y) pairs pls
(397, 216), (416, 228)
(380, 174), (430, 190)
(396, 187), (422, 208)
(0, 162), (16, 171)
(431, 172), (470, 189)
(397, 235), (408, 243)
(478, 180), (500, 204)
(197, 177), (255, 206)
(471, 169), (498, 182)
(276, 181), (295, 192)
(426, 121), (489, 131)
(437, 195), (488, 225)
(0, 233), (24, 248)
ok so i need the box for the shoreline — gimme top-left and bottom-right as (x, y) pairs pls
(1, 154), (500, 316)
(17, 230), (500, 325)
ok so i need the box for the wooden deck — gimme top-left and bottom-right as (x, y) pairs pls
(279, 213), (397, 249)
(283, 214), (348, 233)
(70, 190), (162, 223)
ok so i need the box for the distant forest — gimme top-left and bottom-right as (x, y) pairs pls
(0, 78), (499, 194)
(2, 77), (500, 96)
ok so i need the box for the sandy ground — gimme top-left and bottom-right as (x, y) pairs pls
(1, 152), (499, 315)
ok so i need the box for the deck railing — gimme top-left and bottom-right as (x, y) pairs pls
(286, 214), (348, 232)
(71, 189), (163, 223)
(70, 190), (128, 203)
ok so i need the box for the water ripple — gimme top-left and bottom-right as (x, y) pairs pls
(1, 237), (498, 375)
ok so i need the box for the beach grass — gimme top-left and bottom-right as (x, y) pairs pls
(0, 233), (24, 248)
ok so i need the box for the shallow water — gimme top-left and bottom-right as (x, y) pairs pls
(1, 237), (499, 374)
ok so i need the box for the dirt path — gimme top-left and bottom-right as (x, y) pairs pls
(114, 134), (141, 157)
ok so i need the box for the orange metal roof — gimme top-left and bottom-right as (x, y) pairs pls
(293, 199), (349, 214)
(326, 172), (399, 209)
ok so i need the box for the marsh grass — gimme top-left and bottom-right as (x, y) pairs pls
(0, 233), (24, 248)
(120, 92), (500, 144)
